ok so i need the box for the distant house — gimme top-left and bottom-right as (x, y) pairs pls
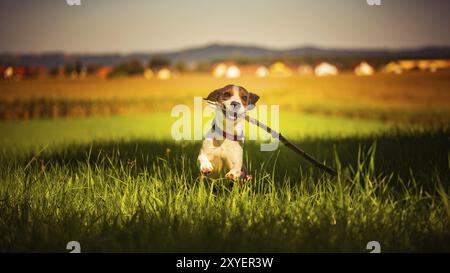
(211, 62), (241, 78)
(398, 60), (417, 71)
(96, 66), (113, 78)
(143, 68), (154, 79)
(428, 59), (450, 72)
(255, 66), (269, 77)
(417, 60), (432, 71)
(384, 59), (450, 73)
(157, 68), (171, 80)
(225, 65), (240, 78)
(70, 70), (78, 80)
(212, 63), (227, 78)
(354, 61), (375, 76)
(383, 62), (403, 74)
(269, 62), (292, 77)
(2, 66), (13, 79)
(6, 66), (26, 80)
(314, 62), (338, 77)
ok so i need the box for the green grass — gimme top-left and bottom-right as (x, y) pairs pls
(0, 113), (449, 252)
(0, 112), (407, 154)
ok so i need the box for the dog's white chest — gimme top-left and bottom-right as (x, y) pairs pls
(203, 138), (242, 159)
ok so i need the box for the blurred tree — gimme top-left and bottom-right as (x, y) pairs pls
(149, 56), (171, 71)
(75, 60), (83, 74)
(196, 62), (212, 72)
(125, 59), (144, 75)
(49, 67), (59, 77)
(110, 59), (144, 77)
(86, 64), (101, 75)
(64, 60), (83, 75)
(174, 61), (187, 73)
(64, 63), (76, 74)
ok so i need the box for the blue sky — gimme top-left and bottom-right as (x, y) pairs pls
(0, 0), (449, 53)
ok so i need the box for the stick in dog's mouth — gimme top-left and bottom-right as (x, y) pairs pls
(222, 108), (239, 120)
(204, 99), (244, 121)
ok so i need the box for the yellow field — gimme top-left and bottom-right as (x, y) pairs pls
(0, 72), (449, 124)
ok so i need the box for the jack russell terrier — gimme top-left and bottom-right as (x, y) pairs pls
(198, 84), (259, 181)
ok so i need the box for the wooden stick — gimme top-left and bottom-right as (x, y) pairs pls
(203, 100), (337, 176)
(245, 115), (338, 176)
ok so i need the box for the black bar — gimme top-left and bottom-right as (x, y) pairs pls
(0, 253), (447, 272)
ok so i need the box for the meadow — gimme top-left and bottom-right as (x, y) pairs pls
(0, 73), (449, 252)
(1, 72), (450, 124)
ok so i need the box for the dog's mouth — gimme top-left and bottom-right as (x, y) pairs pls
(222, 108), (239, 121)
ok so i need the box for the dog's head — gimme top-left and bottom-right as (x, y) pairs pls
(204, 85), (259, 121)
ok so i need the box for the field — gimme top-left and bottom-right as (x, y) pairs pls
(0, 73), (449, 252)
(1, 72), (450, 124)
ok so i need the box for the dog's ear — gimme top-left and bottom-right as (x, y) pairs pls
(204, 88), (222, 102)
(247, 92), (259, 109)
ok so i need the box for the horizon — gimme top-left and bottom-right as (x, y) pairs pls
(2, 42), (450, 56)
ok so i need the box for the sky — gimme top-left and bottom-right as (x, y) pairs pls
(0, 0), (449, 53)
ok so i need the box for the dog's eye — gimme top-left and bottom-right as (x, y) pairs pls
(242, 95), (248, 101)
(223, 92), (231, 97)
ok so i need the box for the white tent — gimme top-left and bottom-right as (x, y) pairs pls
(157, 68), (171, 80)
(255, 66), (269, 77)
(226, 65), (241, 78)
(355, 62), (374, 76)
(315, 62), (338, 77)
(212, 63), (227, 78)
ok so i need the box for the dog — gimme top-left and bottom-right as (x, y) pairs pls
(198, 84), (259, 181)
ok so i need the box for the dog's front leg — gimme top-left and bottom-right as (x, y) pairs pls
(198, 153), (214, 174)
(224, 149), (243, 181)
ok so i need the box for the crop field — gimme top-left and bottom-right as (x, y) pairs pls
(1, 72), (450, 124)
(0, 73), (449, 252)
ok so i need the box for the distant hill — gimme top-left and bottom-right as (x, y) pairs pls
(1, 43), (450, 68)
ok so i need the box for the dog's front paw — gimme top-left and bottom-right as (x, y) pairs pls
(225, 170), (241, 181)
(201, 166), (213, 174)
(200, 162), (214, 175)
(199, 154), (214, 175)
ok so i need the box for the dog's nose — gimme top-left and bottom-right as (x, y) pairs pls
(230, 101), (241, 109)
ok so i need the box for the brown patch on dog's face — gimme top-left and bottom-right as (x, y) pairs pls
(238, 86), (259, 108)
(205, 84), (234, 104)
(205, 85), (259, 109)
